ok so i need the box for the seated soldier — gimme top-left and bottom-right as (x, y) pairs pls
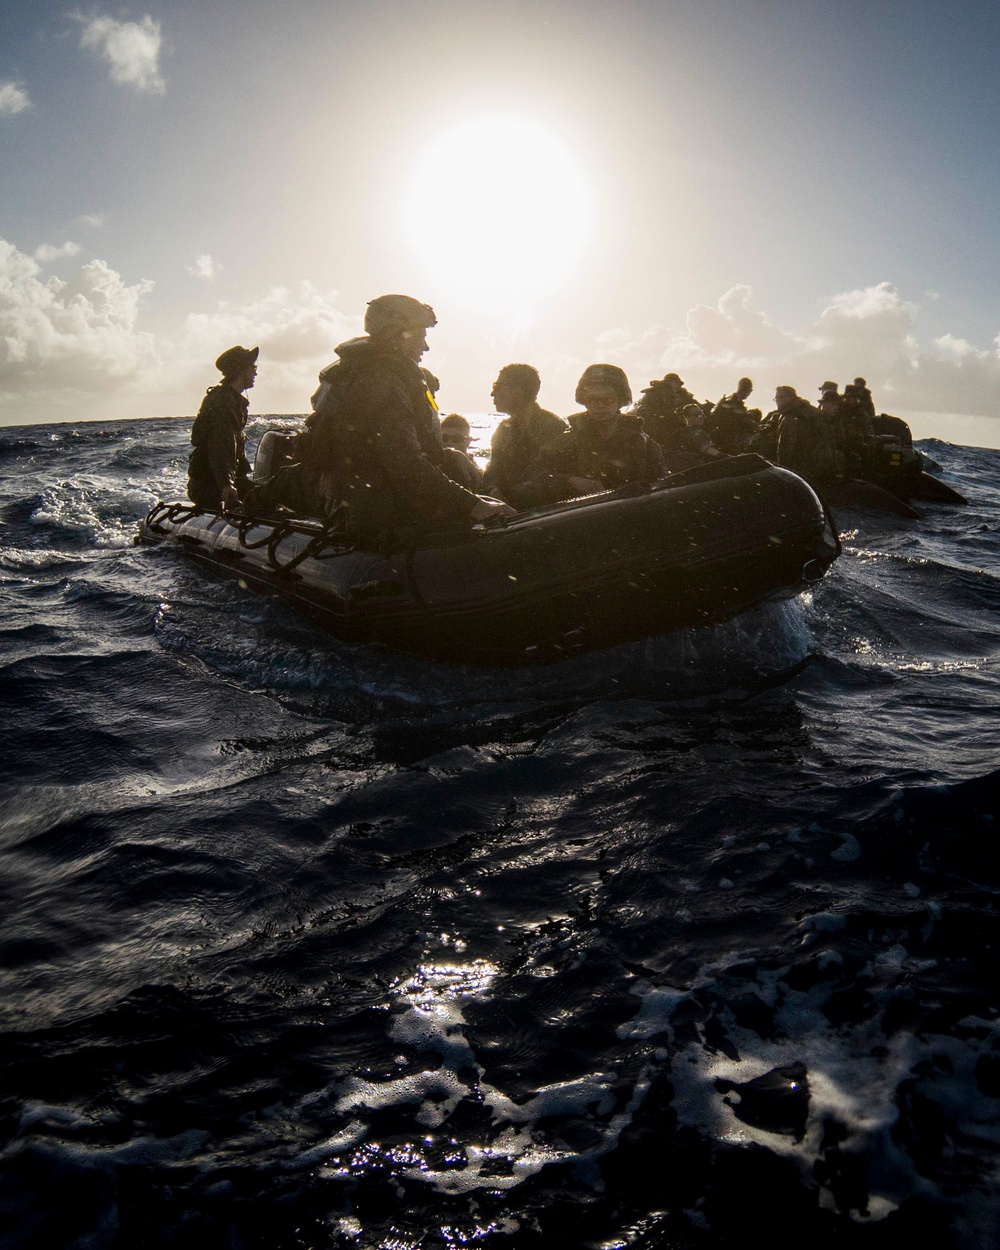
(291, 295), (513, 540)
(842, 384), (876, 443)
(770, 385), (840, 489)
(187, 345), (258, 511)
(514, 364), (664, 507)
(708, 377), (760, 454)
(818, 380), (841, 406)
(634, 371), (700, 452)
(817, 381), (848, 457)
(481, 363), (566, 501)
(680, 403), (726, 462)
(439, 413), (483, 491)
(853, 376), (877, 422)
(837, 383), (880, 475)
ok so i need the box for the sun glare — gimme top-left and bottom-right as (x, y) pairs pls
(403, 115), (594, 319)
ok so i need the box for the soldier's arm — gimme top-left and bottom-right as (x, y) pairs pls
(511, 436), (579, 507)
(481, 422), (509, 495)
(364, 379), (481, 521)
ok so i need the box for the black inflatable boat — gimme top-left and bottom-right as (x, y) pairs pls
(139, 454), (840, 667)
(859, 416), (968, 507)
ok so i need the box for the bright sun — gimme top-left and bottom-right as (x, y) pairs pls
(403, 115), (593, 318)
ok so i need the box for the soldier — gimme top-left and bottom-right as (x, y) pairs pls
(481, 363), (566, 502)
(709, 377), (760, 454)
(440, 414), (483, 491)
(634, 372), (701, 452)
(440, 413), (473, 454)
(296, 295), (513, 539)
(817, 381), (848, 454)
(770, 385), (840, 489)
(853, 377), (877, 423)
(680, 403), (726, 462)
(840, 383), (878, 471)
(187, 344), (258, 511)
(515, 364), (663, 507)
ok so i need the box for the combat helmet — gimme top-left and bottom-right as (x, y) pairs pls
(365, 294), (437, 337)
(575, 363), (632, 406)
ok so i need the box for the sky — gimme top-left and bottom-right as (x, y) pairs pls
(3, 0), (1000, 445)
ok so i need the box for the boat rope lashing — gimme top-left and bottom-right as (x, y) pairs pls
(238, 517), (290, 550)
(148, 501), (200, 531)
(232, 511), (352, 574)
(265, 524), (294, 567)
(263, 527), (334, 577)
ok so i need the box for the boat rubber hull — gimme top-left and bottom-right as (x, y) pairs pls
(140, 455), (840, 667)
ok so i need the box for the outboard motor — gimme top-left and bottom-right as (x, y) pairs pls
(254, 430), (297, 483)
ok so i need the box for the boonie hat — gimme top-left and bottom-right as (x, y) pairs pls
(215, 345), (259, 378)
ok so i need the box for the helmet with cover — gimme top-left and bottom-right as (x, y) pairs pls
(575, 363), (632, 406)
(364, 294), (437, 338)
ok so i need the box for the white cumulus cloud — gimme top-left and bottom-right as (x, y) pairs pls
(34, 241), (82, 263)
(680, 284), (805, 367)
(0, 238), (158, 401)
(187, 253), (220, 280)
(78, 14), (165, 94)
(595, 282), (1000, 427)
(177, 282), (361, 402)
(0, 81), (31, 115)
(0, 237), (364, 420)
(5, 238), (999, 440)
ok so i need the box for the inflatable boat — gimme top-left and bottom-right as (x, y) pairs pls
(139, 454), (840, 667)
(860, 416), (968, 507)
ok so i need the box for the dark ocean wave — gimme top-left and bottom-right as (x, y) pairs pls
(0, 418), (999, 1248)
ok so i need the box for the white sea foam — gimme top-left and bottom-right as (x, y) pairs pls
(31, 477), (152, 548)
(310, 958), (649, 1195)
(615, 956), (1000, 1228)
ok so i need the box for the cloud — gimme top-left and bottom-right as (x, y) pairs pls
(0, 237), (365, 419)
(4, 233), (997, 437)
(596, 282), (1000, 421)
(34, 241), (82, 263)
(934, 333), (976, 360)
(177, 282), (361, 400)
(0, 81), (31, 115)
(0, 238), (158, 400)
(79, 213), (105, 228)
(582, 286), (807, 397)
(77, 15), (165, 94)
(187, 253), (220, 280)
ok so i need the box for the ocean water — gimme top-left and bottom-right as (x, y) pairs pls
(1, 415), (998, 1249)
